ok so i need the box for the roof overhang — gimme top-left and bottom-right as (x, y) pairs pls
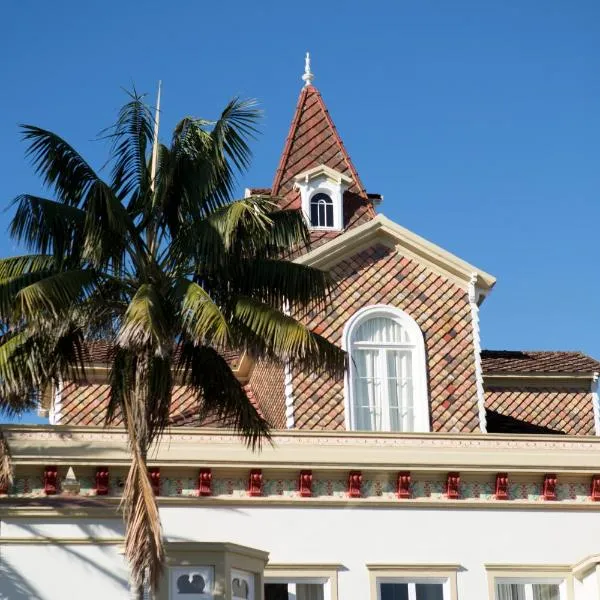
(295, 213), (497, 295)
(484, 372), (596, 388)
(293, 164), (353, 187)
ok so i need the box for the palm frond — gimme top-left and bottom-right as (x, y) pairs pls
(0, 256), (56, 319)
(177, 343), (270, 450)
(210, 98), (260, 173)
(232, 296), (346, 376)
(231, 258), (331, 308)
(178, 279), (229, 349)
(0, 327), (86, 407)
(10, 195), (84, 258)
(16, 269), (101, 321)
(81, 179), (130, 270)
(265, 207), (311, 256)
(105, 92), (154, 201)
(117, 284), (170, 355)
(205, 196), (275, 252)
(0, 255), (57, 279)
(160, 100), (261, 236)
(20, 125), (98, 206)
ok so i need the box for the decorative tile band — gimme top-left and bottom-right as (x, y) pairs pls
(4, 469), (599, 504)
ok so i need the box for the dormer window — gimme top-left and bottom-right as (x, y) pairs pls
(294, 164), (352, 231)
(310, 193), (334, 227)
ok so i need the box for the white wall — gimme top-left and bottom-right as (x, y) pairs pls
(2, 506), (600, 599)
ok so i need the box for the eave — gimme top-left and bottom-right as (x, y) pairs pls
(295, 214), (496, 296)
(5, 425), (600, 474)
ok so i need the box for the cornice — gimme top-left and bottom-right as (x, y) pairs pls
(4, 425), (600, 474)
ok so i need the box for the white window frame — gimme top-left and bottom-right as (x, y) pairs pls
(265, 576), (331, 599)
(494, 577), (567, 600)
(376, 576), (450, 600)
(294, 165), (350, 232)
(264, 565), (339, 600)
(342, 304), (430, 433)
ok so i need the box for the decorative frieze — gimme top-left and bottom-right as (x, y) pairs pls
(2, 468), (600, 507)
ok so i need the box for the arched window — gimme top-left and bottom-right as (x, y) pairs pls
(310, 193), (334, 228)
(343, 305), (429, 432)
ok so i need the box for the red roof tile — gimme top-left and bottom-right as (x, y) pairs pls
(481, 350), (600, 374)
(272, 85), (368, 198)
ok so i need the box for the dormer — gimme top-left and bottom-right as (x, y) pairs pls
(293, 164), (352, 231)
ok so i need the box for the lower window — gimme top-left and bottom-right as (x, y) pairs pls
(377, 578), (447, 600)
(495, 579), (564, 600)
(265, 581), (326, 600)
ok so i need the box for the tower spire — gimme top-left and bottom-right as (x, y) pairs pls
(302, 52), (314, 87)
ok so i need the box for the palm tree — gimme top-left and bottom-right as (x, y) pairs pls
(0, 91), (345, 595)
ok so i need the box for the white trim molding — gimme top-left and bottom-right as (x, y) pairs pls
(342, 304), (430, 433)
(48, 377), (63, 426)
(468, 273), (487, 433)
(591, 372), (600, 436)
(295, 213), (496, 295)
(284, 362), (295, 429)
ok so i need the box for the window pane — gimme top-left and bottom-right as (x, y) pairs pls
(297, 583), (325, 600)
(496, 583), (526, 600)
(380, 583), (409, 600)
(265, 583), (324, 600)
(353, 349), (381, 430)
(265, 583), (288, 600)
(532, 584), (560, 600)
(325, 202), (333, 227)
(310, 202), (319, 227)
(416, 583), (444, 600)
(387, 350), (414, 431)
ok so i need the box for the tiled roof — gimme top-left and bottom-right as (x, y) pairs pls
(247, 187), (272, 196)
(268, 84), (375, 247)
(80, 341), (241, 369)
(481, 350), (600, 374)
(59, 381), (264, 427)
(485, 387), (594, 435)
(272, 85), (367, 199)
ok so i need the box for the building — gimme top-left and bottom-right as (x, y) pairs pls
(2, 56), (600, 600)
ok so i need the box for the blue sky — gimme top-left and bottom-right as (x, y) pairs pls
(1, 1), (599, 422)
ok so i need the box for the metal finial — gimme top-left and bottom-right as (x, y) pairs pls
(302, 52), (314, 87)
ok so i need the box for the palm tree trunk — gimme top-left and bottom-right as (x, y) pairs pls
(0, 427), (13, 493)
(121, 352), (164, 596)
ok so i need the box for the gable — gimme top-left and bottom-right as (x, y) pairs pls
(289, 242), (481, 433)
